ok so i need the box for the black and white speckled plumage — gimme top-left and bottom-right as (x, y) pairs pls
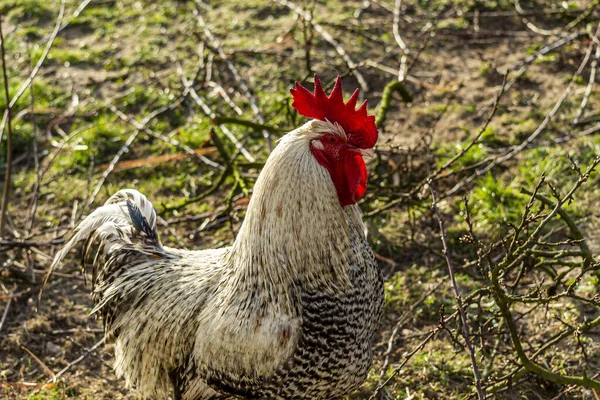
(50, 120), (384, 399)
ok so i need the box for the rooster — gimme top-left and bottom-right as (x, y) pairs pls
(48, 75), (384, 400)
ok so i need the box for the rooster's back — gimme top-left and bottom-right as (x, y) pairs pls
(48, 189), (227, 398)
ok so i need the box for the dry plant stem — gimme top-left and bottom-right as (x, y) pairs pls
(57, 0), (92, 33)
(368, 327), (440, 400)
(369, 289), (489, 399)
(25, 337), (106, 398)
(0, 292), (12, 336)
(573, 43), (599, 125)
(194, 7), (273, 151)
(525, 0), (600, 36)
(520, 189), (593, 267)
(486, 159), (600, 393)
(27, 42), (41, 234)
(367, 74), (507, 217)
(0, 0), (66, 141)
(429, 184), (485, 400)
(53, 337), (105, 381)
(164, 129), (245, 212)
(205, 82), (243, 116)
(447, 25), (599, 196)
(392, 0), (409, 80)
(514, 0), (561, 36)
(274, 0), (369, 92)
(21, 345), (56, 381)
(86, 103), (177, 211)
(0, 17), (13, 239)
(177, 64), (255, 162)
(110, 105), (222, 170)
(378, 281), (443, 380)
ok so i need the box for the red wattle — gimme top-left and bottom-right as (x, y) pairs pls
(312, 146), (368, 207)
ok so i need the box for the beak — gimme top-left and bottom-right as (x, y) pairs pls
(358, 148), (375, 159)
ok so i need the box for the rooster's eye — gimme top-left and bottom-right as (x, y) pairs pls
(326, 136), (337, 144)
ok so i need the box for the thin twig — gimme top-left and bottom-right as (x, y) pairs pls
(177, 63), (255, 162)
(377, 281), (443, 381)
(429, 183), (484, 400)
(573, 42), (599, 125)
(26, 40), (41, 234)
(87, 103), (177, 211)
(110, 105), (222, 170)
(447, 24), (599, 196)
(0, 291), (13, 336)
(21, 346), (56, 382)
(273, 0), (369, 93)
(366, 73), (507, 217)
(36, 337), (106, 390)
(194, 6), (273, 150)
(0, 16), (14, 239)
(0, 0), (66, 140)
(392, 0), (410, 81)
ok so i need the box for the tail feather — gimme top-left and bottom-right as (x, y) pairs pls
(43, 189), (163, 297)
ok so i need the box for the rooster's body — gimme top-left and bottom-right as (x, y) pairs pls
(50, 77), (384, 399)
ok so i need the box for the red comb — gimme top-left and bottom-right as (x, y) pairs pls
(290, 75), (378, 149)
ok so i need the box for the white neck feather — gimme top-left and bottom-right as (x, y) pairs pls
(229, 121), (364, 291)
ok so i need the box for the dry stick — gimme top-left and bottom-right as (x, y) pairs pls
(273, 0), (369, 93)
(447, 25), (599, 197)
(57, 0), (92, 33)
(573, 43), (599, 125)
(366, 74), (507, 217)
(515, 0), (599, 37)
(177, 63), (255, 162)
(0, 0), (66, 141)
(206, 81), (243, 116)
(0, 292), (13, 336)
(552, 123), (600, 145)
(369, 327), (440, 400)
(368, 289), (486, 400)
(21, 346), (56, 382)
(85, 75), (226, 210)
(53, 337), (105, 381)
(194, 8), (273, 151)
(392, 0), (410, 81)
(0, 17), (13, 239)
(514, 0), (562, 36)
(86, 105), (169, 211)
(27, 41), (41, 234)
(109, 105), (222, 170)
(429, 184), (484, 400)
(485, 159), (600, 394)
(474, 31), (585, 119)
(465, 6), (591, 18)
(25, 337), (106, 398)
(377, 281), (443, 381)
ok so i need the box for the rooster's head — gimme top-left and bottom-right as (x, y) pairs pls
(290, 75), (378, 207)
